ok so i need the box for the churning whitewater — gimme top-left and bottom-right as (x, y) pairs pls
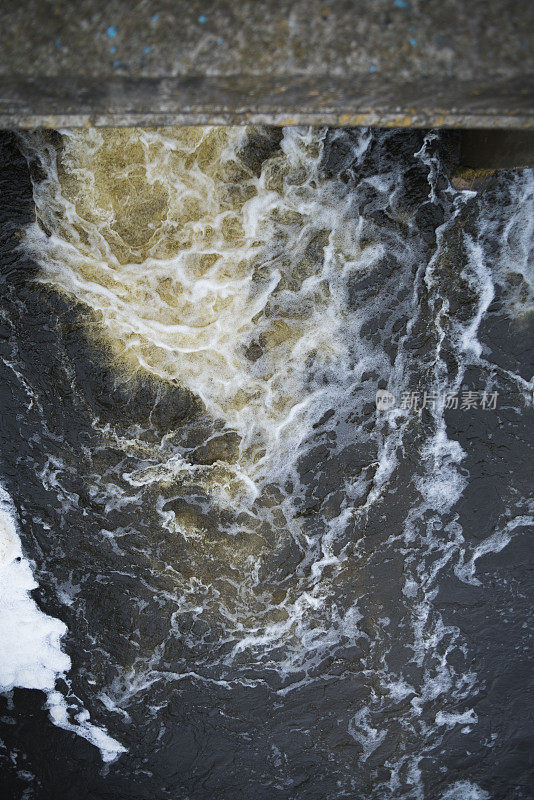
(0, 126), (532, 800)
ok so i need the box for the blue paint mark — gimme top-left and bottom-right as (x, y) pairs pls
(55, 38), (61, 50)
(151, 14), (159, 22)
(113, 59), (120, 67)
(198, 15), (207, 24)
(369, 65), (377, 73)
(216, 37), (223, 45)
(110, 45), (117, 53)
(409, 37), (417, 46)
(107, 26), (117, 38)
(143, 46), (151, 53)
(394, 0), (408, 7)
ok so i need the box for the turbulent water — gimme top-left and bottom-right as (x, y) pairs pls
(0, 126), (532, 800)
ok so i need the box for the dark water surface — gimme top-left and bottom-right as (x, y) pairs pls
(0, 127), (532, 800)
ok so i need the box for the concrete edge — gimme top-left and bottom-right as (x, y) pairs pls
(1, 75), (533, 129)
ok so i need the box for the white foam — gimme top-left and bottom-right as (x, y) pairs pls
(459, 237), (495, 360)
(456, 513), (533, 586)
(479, 170), (534, 318)
(416, 426), (466, 512)
(0, 485), (126, 762)
(0, 487), (71, 691)
(435, 708), (477, 727)
(348, 707), (387, 761)
(439, 781), (490, 800)
(47, 692), (127, 763)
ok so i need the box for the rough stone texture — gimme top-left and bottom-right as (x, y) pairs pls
(0, 0), (533, 128)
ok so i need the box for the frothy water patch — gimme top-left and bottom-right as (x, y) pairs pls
(20, 127), (372, 489)
(0, 484), (125, 762)
(439, 782), (490, 800)
(0, 486), (70, 692)
(18, 126), (402, 664)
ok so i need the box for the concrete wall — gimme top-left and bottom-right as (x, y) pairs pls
(0, 0), (533, 129)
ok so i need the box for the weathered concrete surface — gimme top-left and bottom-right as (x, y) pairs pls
(0, 0), (533, 128)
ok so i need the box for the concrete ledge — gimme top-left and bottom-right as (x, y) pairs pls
(1, 75), (533, 130)
(0, 0), (533, 129)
